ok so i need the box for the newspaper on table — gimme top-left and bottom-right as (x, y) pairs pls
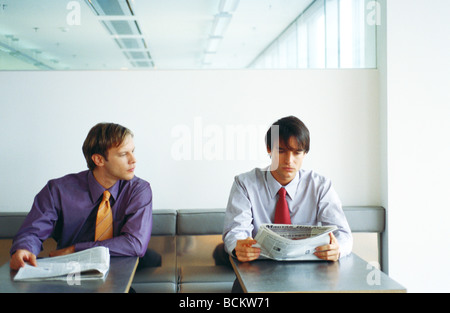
(14, 246), (110, 281)
(253, 224), (338, 261)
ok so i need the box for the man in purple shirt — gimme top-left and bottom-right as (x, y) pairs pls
(10, 123), (153, 270)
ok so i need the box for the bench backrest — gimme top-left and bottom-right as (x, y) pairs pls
(0, 206), (386, 239)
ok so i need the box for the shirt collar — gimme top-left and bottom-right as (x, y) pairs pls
(88, 171), (120, 203)
(266, 169), (300, 200)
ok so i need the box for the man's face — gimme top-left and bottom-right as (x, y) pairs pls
(102, 134), (137, 182)
(268, 136), (306, 185)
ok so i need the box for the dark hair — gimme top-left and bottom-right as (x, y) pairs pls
(265, 116), (310, 153)
(82, 123), (133, 171)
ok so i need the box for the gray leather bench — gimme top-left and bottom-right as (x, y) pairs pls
(0, 206), (386, 293)
(131, 208), (235, 293)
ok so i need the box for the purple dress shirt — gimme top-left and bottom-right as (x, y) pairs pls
(10, 170), (152, 258)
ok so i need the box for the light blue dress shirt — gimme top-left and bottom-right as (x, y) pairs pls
(223, 167), (353, 258)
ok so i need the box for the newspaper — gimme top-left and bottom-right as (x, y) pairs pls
(253, 224), (338, 261)
(14, 246), (110, 281)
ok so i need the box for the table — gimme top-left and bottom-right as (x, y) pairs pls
(230, 253), (406, 293)
(0, 256), (138, 293)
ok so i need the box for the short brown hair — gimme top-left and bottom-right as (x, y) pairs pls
(82, 123), (133, 171)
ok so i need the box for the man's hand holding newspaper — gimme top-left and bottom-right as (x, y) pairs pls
(13, 247), (110, 282)
(234, 224), (340, 262)
(314, 231), (340, 261)
(235, 238), (261, 262)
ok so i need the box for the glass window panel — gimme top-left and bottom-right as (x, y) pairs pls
(297, 19), (309, 68)
(251, 0), (376, 69)
(363, 0), (378, 68)
(306, 1), (326, 68)
(325, 0), (340, 68)
(278, 25), (297, 69)
(339, 0), (354, 68)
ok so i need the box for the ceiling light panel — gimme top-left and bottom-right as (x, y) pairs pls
(85, 0), (133, 16)
(133, 60), (153, 68)
(219, 0), (240, 13)
(85, 0), (153, 68)
(211, 13), (232, 37)
(102, 20), (141, 36)
(115, 38), (146, 50)
(128, 51), (147, 59)
(206, 36), (223, 53)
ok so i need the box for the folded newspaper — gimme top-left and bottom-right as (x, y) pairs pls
(253, 224), (337, 261)
(14, 246), (110, 282)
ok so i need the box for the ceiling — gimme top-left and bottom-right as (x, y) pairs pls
(0, 0), (314, 70)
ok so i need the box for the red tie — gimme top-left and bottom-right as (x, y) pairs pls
(274, 188), (291, 224)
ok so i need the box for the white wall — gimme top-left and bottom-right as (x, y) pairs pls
(385, 0), (450, 292)
(0, 69), (380, 213)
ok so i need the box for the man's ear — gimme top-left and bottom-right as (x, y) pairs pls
(91, 154), (105, 167)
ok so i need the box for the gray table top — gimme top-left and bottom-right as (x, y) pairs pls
(0, 256), (138, 293)
(231, 253), (406, 293)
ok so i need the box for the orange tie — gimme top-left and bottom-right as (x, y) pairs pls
(95, 190), (113, 241)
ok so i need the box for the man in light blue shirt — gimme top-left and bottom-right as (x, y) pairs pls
(223, 116), (352, 262)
